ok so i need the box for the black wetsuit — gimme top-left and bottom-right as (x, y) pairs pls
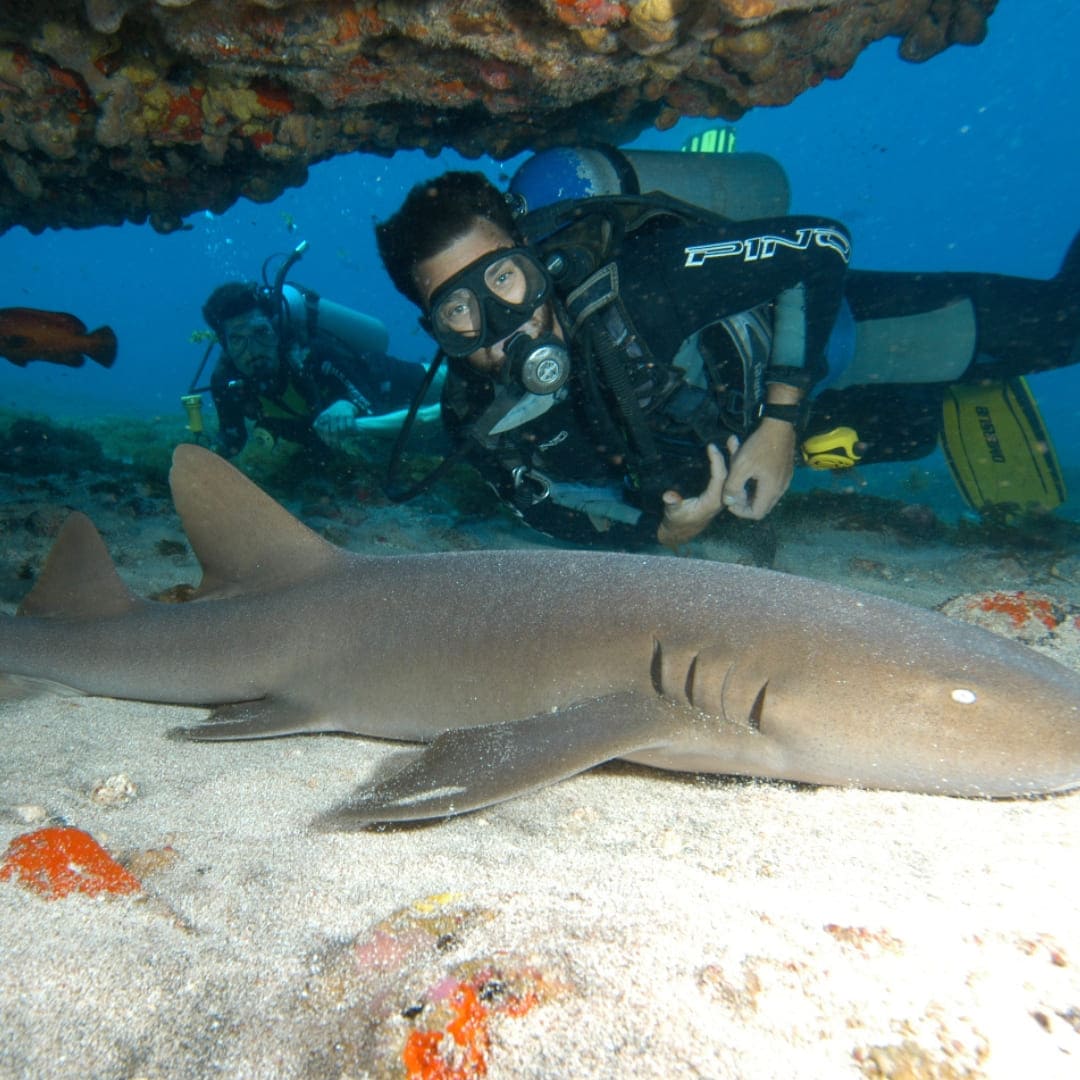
(441, 213), (1080, 548)
(811, 256), (1080, 464)
(443, 212), (852, 545)
(212, 336), (425, 458)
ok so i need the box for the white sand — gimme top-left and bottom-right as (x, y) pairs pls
(2, 485), (1079, 1078)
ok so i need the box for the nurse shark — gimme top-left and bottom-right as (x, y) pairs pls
(1, 444), (1078, 827)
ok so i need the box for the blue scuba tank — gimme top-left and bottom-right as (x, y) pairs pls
(508, 144), (790, 222)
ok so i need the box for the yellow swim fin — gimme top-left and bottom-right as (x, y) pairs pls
(941, 377), (1066, 517)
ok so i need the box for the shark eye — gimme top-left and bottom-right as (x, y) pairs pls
(951, 688), (977, 705)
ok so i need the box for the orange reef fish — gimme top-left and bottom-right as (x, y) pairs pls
(0, 307), (117, 369)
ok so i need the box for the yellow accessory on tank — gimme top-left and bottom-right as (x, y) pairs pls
(181, 393), (204, 436)
(681, 126), (737, 155)
(801, 426), (862, 470)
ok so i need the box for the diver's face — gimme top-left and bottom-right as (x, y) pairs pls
(414, 218), (562, 374)
(222, 311), (278, 377)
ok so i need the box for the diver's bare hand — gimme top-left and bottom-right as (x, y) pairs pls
(314, 398), (361, 450)
(721, 418), (796, 520)
(657, 441), (729, 550)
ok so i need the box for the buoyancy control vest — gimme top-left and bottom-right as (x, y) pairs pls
(508, 190), (777, 502)
(512, 146), (792, 452)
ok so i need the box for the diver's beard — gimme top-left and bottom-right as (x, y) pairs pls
(245, 354), (277, 378)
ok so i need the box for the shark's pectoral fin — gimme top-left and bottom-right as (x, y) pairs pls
(0, 674), (85, 700)
(171, 698), (343, 741)
(319, 691), (686, 830)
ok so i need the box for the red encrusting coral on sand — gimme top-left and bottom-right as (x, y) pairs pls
(403, 981), (489, 1080)
(402, 973), (543, 1080)
(976, 590), (1062, 632)
(0, 826), (142, 900)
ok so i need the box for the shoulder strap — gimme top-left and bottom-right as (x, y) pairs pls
(303, 288), (320, 341)
(518, 191), (734, 298)
(278, 282), (321, 347)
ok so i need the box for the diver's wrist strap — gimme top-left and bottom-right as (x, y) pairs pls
(759, 402), (804, 426)
(764, 364), (815, 390)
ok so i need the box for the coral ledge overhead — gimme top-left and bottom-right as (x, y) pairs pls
(1, 0), (997, 235)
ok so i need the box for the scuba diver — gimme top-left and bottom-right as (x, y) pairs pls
(198, 250), (426, 459)
(375, 146), (1080, 548)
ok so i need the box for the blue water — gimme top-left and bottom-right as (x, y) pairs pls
(2, 1), (1078, 511)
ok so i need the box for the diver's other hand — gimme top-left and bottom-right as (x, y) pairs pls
(314, 399), (361, 449)
(657, 441), (728, 550)
(721, 417), (796, 520)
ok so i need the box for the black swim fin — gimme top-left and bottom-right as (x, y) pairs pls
(1054, 228), (1080, 286)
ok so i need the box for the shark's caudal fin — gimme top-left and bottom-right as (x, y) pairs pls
(18, 512), (142, 619)
(318, 692), (689, 829)
(169, 444), (345, 599)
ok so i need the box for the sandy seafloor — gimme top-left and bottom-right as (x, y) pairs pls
(2, 426), (1080, 1079)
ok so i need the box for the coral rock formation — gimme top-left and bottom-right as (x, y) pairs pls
(0, 0), (998, 235)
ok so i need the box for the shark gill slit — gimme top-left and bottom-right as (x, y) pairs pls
(684, 653), (699, 707)
(749, 682), (768, 732)
(718, 660), (735, 723)
(650, 638), (664, 697)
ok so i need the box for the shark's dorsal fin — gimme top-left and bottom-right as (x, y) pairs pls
(169, 444), (345, 599)
(18, 512), (142, 619)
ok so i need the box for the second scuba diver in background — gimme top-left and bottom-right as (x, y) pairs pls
(201, 279), (426, 459)
(375, 152), (1080, 549)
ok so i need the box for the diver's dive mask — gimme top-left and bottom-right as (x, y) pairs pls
(424, 247), (572, 436)
(424, 247), (552, 358)
(223, 313), (279, 379)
